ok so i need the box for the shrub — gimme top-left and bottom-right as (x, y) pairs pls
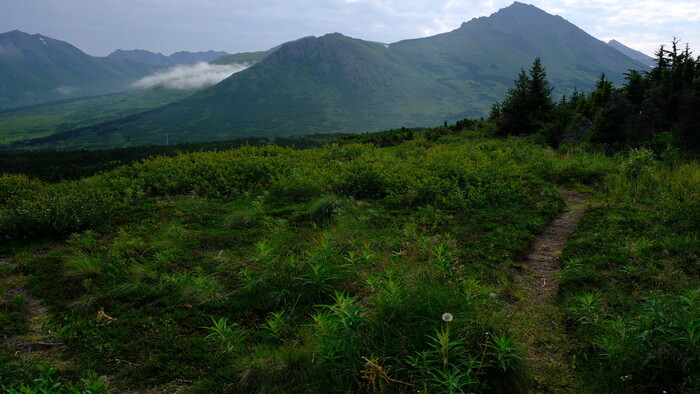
(0, 181), (117, 239)
(0, 174), (43, 206)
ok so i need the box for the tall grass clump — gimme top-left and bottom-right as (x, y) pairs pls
(603, 148), (700, 203)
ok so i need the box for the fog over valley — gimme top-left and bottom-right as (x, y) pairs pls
(133, 62), (250, 90)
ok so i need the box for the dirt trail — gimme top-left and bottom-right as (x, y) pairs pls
(508, 189), (589, 392)
(1, 251), (65, 358)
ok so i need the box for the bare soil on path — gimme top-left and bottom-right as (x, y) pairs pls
(1, 250), (68, 366)
(508, 189), (590, 392)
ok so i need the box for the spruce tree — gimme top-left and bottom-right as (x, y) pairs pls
(528, 57), (555, 118)
(496, 57), (554, 135)
(498, 68), (531, 135)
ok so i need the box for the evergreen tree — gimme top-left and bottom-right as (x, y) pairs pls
(528, 57), (555, 117)
(489, 41), (699, 151)
(496, 57), (554, 135)
(623, 70), (647, 110)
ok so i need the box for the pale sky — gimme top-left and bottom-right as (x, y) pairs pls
(2, 0), (698, 58)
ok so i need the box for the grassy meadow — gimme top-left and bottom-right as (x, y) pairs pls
(0, 126), (698, 392)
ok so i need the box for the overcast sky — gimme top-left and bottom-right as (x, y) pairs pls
(2, 0), (698, 58)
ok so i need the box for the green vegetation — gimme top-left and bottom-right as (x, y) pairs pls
(210, 48), (275, 65)
(0, 133), (345, 182)
(1, 114), (698, 392)
(483, 43), (699, 391)
(493, 39), (700, 152)
(0, 24), (697, 394)
(560, 152), (700, 392)
(0, 126), (583, 392)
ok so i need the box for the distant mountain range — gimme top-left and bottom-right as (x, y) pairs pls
(608, 39), (656, 67)
(2, 2), (651, 150)
(106, 49), (231, 66)
(0, 30), (161, 109)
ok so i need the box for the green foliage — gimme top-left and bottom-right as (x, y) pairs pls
(404, 323), (491, 393)
(0, 180), (117, 239)
(203, 316), (247, 354)
(5, 367), (62, 394)
(0, 133), (342, 182)
(2, 367), (114, 394)
(495, 57), (555, 136)
(525, 40), (700, 151)
(0, 294), (29, 335)
(0, 174), (43, 205)
(0, 88), (194, 146)
(591, 291), (700, 391)
(487, 333), (522, 372)
(560, 157), (700, 392)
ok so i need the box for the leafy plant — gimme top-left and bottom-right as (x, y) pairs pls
(487, 333), (522, 372)
(203, 316), (247, 354)
(261, 311), (287, 342)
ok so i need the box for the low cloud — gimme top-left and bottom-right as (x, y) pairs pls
(133, 62), (249, 90)
(56, 85), (79, 95)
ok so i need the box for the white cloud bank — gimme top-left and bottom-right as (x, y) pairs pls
(133, 62), (249, 90)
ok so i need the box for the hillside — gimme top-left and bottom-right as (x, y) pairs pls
(107, 49), (230, 66)
(608, 39), (655, 67)
(10, 2), (645, 150)
(210, 48), (276, 65)
(0, 87), (195, 146)
(0, 31), (160, 109)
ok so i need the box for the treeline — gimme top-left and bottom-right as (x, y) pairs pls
(0, 134), (345, 182)
(491, 39), (700, 152)
(341, 120), (481, 147)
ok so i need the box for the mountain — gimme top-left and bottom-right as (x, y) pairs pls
(107, 49), (230, 66)
(608, 39), (655, 67)
(211, 48), (277, 65)
(105, 49), (172, 66)
(8, 2), (646, 150)
(0, 30), (161, 109)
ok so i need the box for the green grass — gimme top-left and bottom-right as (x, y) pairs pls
(0, 128), (697, 392)
(559, 154), (700, 392)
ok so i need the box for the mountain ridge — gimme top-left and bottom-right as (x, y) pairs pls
(0, 30), (161, 109)
(608, 39), (655, 67)
(107, 49), (231, 66)
(5, 2), (647, 150)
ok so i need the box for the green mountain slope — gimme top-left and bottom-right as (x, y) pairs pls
(0, 30), (160, 109)
(0, 87), (196, 146)
(8, 2), (645, 150)
(209, 48), (275, 65)
(390, 2), (644, 96)
(608, 39), (655, 68)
